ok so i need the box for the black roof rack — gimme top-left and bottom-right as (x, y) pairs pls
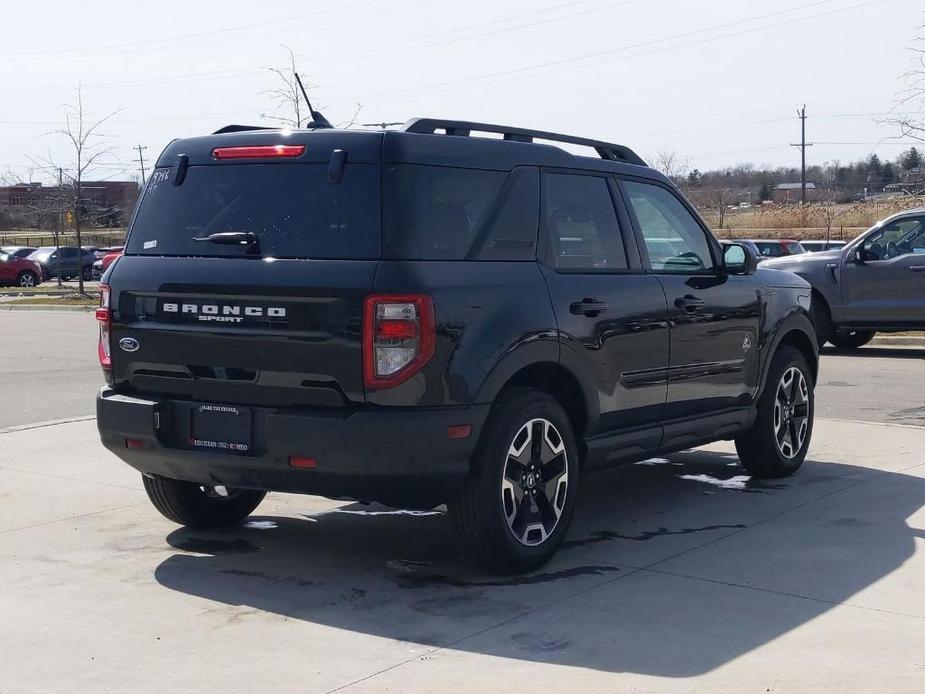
(401, 118), (646, 166)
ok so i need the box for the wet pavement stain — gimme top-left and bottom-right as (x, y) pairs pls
(510, 632), (574, 653)
(174, 537), (260, 554)
(392, 564), (621, 589)
(562, 524), (746, 549)
(218, 568), (317, 587)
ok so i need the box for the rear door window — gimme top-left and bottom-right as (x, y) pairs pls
(542, 173), (627, 271)
(125, 163), (380, 259)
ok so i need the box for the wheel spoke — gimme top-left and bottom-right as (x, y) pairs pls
(503, 457), (527, 484)
(534, 488), (558, 532)
(529, 421), (543, 464)
(510, 494), (533, 539)
(539, 453), (565, 484)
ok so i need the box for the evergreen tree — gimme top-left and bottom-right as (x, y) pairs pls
(900, 147), (922, 170)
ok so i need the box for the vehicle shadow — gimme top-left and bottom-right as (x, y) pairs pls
(153, 450), (924, 677)
(822, 345), (925, 360)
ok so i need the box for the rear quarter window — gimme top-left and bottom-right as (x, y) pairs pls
(382, 164), (538, 261)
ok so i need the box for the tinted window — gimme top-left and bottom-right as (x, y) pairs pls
(623, 181), (714, 273)
(126, 164), (380, 259)
(544, 173), (626, 271)
(382, 165), (506, 260)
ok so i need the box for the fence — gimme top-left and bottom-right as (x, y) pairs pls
(0, 229), (126, 248)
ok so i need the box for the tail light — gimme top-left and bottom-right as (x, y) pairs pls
(363, 294), (435, 389)
(96, 283), (111, 369)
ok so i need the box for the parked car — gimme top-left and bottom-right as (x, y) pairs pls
(0, 246), (38, 259)
(91, 250), (123, 279)
(801, 240), (847, 253)
(93, 245), (124, 260)
(765, 209), (925, 348)
(747, 239), (807, 259)
(27, 246), (98, 281)
(96, 117), (818, 572)
(0, 251), (43, 287)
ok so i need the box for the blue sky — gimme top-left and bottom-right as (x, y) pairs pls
(1, 0), (923, 183)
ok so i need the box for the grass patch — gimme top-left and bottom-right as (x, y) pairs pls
(5, 295), (97, 307)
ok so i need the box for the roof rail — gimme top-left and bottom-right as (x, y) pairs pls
(400, 118), (646, 166)
(212, 124), (276, 134)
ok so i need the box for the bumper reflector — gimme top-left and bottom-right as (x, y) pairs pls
(125, 438), (145, 449)
(447, 424), (472, 440)
(289, 456), (317, 469)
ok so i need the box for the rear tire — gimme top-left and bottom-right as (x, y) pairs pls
(449, 388), (579, 573)
(82, 265), (93, 281)
(16, 271), (37, 288)
(829, 329), (875, 349)
(142, 475), (266, 529)
(735, 345), (814, 478)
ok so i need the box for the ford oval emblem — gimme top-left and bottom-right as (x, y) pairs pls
(119, 337), (140, 352)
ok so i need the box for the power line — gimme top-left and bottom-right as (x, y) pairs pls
(323, 0), (869, 106)
(3, 0), (381, 59)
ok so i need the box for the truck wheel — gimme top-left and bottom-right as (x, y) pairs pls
(449, 388), (579, 573)
(142, 475), (266, 529)
(735, 345), (814, 478)
(828, 329), (875, 349)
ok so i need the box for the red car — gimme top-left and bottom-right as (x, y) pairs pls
(0, 251), (42, 287)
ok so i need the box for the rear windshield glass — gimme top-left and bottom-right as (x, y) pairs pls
(125, 164), (380, 259)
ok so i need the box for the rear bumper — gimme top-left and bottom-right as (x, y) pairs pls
(97, 387), (490, 508)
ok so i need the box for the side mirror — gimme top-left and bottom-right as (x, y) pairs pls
(723, 243), (758, 275)
(852, 248), (866, 265)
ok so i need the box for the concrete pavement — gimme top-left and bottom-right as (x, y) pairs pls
(1, 417), (923, 693)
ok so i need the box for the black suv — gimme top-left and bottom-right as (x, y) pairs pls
(96, 118), (818, 572)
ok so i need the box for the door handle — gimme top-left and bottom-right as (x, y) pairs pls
(674, 295), (706, 312)
(570, 298), (609, 317)
(909, 265), (925, 272)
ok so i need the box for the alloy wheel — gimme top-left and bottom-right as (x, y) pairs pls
(773, 366), (810, 458)
(19, 274), (35, 288)
(500, 418), (569, 546)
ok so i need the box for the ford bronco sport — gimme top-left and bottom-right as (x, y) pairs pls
(96, 118), (818, 572)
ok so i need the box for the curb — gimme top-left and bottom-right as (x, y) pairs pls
(0, 415), (97, 436)
(869, 336), (925, 347)
(0, 304), (95, 312)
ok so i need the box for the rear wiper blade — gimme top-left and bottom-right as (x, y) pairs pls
(192, 231), (260, 248)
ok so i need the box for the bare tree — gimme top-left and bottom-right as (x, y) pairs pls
(31, 85), (122, 294)
(709, 187), (733, 231)
(261, 46), (363, 130)
(813, 189), (845, 244)
(262, 46), (307, 129)
(889, 24), (925, 142)
(653, 150), (690, 183)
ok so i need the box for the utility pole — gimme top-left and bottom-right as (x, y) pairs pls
(134, 144), (148, 185)
(791, 105), (814, 205)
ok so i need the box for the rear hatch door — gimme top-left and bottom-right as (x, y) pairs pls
(108, 130), (382, 408)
